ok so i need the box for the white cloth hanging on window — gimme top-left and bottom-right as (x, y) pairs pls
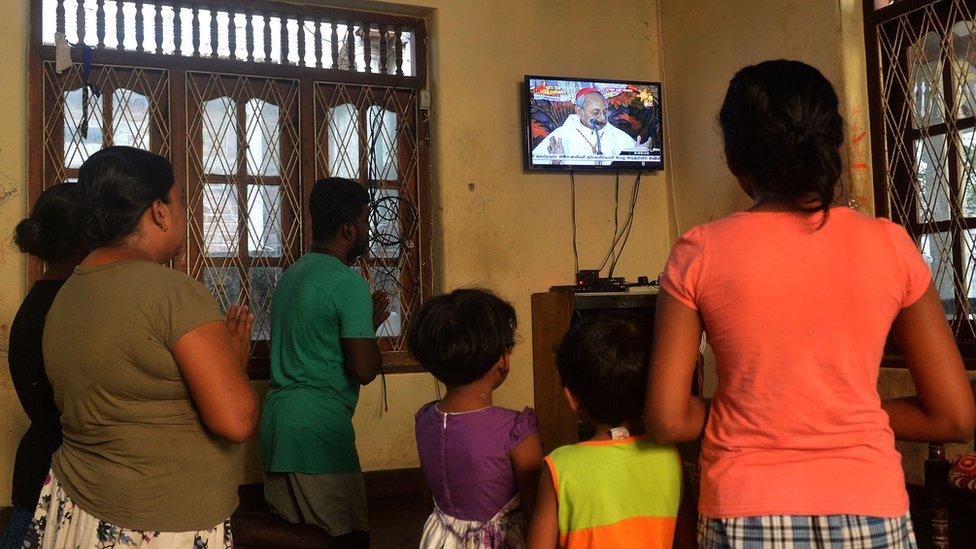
(55, 33), (72, 74)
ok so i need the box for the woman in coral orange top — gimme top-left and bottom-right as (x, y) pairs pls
(645, 59), (975, 548)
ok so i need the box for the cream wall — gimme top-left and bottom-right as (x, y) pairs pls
(0, 0), (30, 509)
(660, 0), (872, 233)
(0, 0), (672, 501)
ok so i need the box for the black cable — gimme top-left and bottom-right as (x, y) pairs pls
(597, 172), (622, 272)
(613, 172), (619, 265)
(571, 171), (579, 277)
(381, 364), (389, 412)
(608, 172), (642, 277)
(599, 171), (641, 274)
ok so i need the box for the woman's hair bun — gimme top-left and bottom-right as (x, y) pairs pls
(719, 59), (844, 214)
(14, 183), (88, 263)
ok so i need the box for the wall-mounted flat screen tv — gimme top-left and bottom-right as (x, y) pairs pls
(524, 75), (663, 172)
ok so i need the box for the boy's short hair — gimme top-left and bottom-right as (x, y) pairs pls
(407, 289), (517, 386)
(309, 177), (369, 242)
(556, 313), (650, 427)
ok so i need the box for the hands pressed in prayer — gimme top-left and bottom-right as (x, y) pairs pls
(634, 134), (652, 150)
(547, 136), (564, 156)
(225, 304), (253, 369)
(546, 136), (565, 165)
(372, 290), (391, 330)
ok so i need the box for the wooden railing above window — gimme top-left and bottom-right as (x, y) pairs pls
(37, 0), (425, 86)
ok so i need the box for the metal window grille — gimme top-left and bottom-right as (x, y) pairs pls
(865, 0), (976, 347)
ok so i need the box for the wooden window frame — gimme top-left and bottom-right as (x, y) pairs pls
(27, 0), (433, 377)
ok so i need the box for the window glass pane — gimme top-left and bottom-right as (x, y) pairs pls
(213, 10), (231, 58)
(920, 231), (955, 317)
(42, 0), (54, 44)
(366, 106), (398, 181)
(966, 229), (976, 319)
(952, 21), (976, 119)
(247, 184), (282, 257)
(369, 266), (402, 338)
(120, 1), (138, 50)
(113, 88), (150, 150)
(328, 103), (359, 179)
(197, 9), (215, 58)
(249, 266), (282, 340)
(246, 99), (281, 177)
(915, 134), (950, 223)
(101, 1), (120, 48)
(369, 188), (401, 259)
(335, 23), (355, 71)
(400, 30), (415, 77)
(202, 97), (237, 175)
(204, 266), (241, 313)
(60, 0), (79, 44)
(961, 129), (976, 216)
(203, 183), (239, 256)
(232, 13), (248, 60)
(910, 31), (944, 128)
(157, 5), (176, 54)
(64, 88), (103, 169)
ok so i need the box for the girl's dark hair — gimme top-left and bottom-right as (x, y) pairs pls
(77, 146), (176, 248)
(557, 312), (650, 427)
(407, 289), (517, 386)
(14, 183), (88, 263)
(720, 59), (844, 215)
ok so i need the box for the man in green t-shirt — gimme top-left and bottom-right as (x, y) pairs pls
(260, 177), (388, 547)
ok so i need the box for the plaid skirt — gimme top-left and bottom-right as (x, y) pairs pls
(698, 513), (917, 548)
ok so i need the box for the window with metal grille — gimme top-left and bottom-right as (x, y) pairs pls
(28, 0), (432, 376)
(865, 0), (976, 358)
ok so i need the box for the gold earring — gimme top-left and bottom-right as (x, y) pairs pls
(161, 225), (169, 232)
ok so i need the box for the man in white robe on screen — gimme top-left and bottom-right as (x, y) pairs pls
(531, 87), (640, 165)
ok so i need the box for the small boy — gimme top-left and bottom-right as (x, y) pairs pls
(527, 313), (695, 549)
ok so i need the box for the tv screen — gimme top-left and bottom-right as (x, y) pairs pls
(524, 75), (663, 172)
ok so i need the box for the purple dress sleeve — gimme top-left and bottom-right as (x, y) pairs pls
(508, 407), (539, 450)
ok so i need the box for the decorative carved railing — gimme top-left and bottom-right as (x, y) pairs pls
(41, 0), (417, 76)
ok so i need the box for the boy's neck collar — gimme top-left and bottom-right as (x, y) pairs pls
(587, 421), (644, 442)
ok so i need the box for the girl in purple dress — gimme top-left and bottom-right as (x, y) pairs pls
(409, 289), (544, 548)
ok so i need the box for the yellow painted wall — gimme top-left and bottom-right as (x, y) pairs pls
(0, 0), (30, 509)
(660, 0), (869, 232)
(0, 0), (671, 501)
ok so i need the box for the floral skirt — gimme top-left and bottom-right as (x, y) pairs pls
(23, 471), (232, 549)
(419, 496), (527, 549)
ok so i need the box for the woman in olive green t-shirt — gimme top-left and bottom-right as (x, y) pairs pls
(25, 147), (258, 548)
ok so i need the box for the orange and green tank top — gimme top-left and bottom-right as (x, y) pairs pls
(545, 436), (682, 549)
